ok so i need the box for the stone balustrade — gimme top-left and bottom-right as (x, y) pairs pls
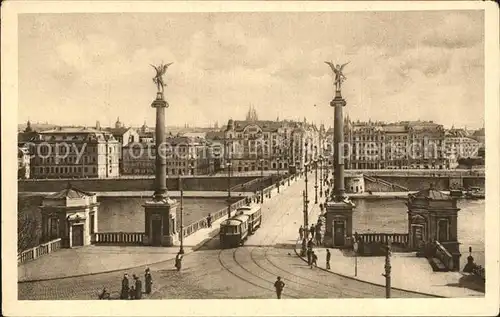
(18, 238), (62, 265)
(356, 233), (409, 246)
(92, 232), (144, 244)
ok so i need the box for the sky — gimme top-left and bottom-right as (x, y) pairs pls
(18, 11), (485, 129)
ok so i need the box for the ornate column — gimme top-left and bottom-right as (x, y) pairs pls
(323, 61), (355, 248)
(143, 63), (179, 247)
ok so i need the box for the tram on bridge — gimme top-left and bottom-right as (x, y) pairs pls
(219, 205), (262, 248)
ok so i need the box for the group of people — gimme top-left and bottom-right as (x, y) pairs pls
(119, 268), (153, 300)
(298, 222), (323, 246)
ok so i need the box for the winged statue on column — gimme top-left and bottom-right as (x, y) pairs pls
(151, 62), (173, 94)
(325, 61), (350, 92)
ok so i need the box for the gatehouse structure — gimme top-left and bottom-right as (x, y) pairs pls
(407, 185), (461, 270)
(39, 183), (98, 248)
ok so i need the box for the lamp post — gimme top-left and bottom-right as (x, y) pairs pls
(179, 172), (185, 254)
(260, 158), (264, 204)
(382, 241), (392, 298)
(226, 160), (232, 218)
(353, 240), (358, 277)
(277, 156), (281, 193)
(319, 156), (323, 197)
(314, 158), (318, 204)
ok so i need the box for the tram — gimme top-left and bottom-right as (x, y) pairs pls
(219, 205), (262, 248)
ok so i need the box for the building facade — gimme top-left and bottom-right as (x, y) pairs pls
(18, 146), (31, 179)
(27, 127), (120, 179)
(444, 129), (481, 168)
(223, 117), (321, 173)
(342, 119), (446, 170)
(122, 136), (215, 176)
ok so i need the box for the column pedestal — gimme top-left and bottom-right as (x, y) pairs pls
(143, 197), (179, 247)
(323, 199), (355, 248)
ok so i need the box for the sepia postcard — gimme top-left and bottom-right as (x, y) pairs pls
(2, 1), (499, 316)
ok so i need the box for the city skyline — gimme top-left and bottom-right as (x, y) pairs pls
(19, 11), (484, 129)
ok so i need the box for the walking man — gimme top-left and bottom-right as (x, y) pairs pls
(120, 273), (129, 299)
(144, 268), (153, 294)
(207, 213), (212, 228)
(311, 251), (318, 268)
(299, 225), (304, 240)
(274, 276), (285, 299)
(306, 247), (312, 266)
(326, 249), (331, 270)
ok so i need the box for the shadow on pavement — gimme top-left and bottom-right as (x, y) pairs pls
(445, 274), (485, 294)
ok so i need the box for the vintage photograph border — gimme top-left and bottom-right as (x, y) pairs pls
(2, 1), (499, 316)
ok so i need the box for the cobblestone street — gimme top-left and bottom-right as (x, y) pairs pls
(19, 177), (432, 300)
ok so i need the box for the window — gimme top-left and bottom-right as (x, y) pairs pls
(438, 219), (449, 242)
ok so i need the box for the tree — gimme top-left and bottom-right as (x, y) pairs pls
(17, 196), (42, 253)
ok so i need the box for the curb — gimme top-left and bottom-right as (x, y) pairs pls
(18, 226), (221, 284)
(293, 241), (445, 298)
(18, 179), (297, 284)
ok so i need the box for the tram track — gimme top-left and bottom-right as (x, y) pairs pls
(216, 247), (299, 299)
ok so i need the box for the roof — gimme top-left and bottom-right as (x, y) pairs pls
(472, 128), (485, 137)
(410, 187), (452, 200)
(106, 127), (132, 136)
(383, 125), (407, 133)
(206, 131), (225, 140)
(45, 183), (95, 199)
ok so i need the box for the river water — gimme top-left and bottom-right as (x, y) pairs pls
(19, 193), (484, 268)
(351, 198), (485, 268)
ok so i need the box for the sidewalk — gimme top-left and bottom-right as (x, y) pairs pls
(18, 205), (233, 282)
(295, 245), (485, 298)
(18, 178), (299, 283)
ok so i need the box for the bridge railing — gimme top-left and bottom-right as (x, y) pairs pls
(357, 233), (409, 246)
(18, 238), (62, 265)
(181, 197), (248, 238)
(92, 232), (144, 244)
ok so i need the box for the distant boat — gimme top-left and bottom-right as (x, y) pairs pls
(449, 189), (464, 198)
(465, 187), (485, 199)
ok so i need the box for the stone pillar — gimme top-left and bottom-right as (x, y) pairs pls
(152, 97), (168, 198)
(331, 91), (346, 199)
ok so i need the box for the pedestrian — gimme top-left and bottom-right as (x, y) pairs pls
(134, 274), (142, 299)
(306, 248), (312, 266)
(128, 285), (136, 300)
(311, 251), (318, 268)
(319, 203), (323, 212)
(274, 276), (285, 299)
(144, 268), (153, 294)
(120, 273), (130, 299)
(310, 224), (315, 239)
(299, 225), (304, 240)
(316, 232), (322, 246)
(207, 213), (212, 228)
(175, 252), (183, 271)
(326, 249), (331, 270)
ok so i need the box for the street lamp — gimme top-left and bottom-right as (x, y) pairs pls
(382, 240), (392, 298)
(277, 156), (281, 193)
(319, 156), (323, 197)
(353, 239), (358, 276)
(226, 160), (232, 218)
(179, 171), (185, 254)
(260, 158), (264, 204)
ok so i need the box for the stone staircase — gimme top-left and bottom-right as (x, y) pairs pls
(364, 175), (409, 192)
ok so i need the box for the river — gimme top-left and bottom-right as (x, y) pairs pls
(351, 198), (485, 268)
